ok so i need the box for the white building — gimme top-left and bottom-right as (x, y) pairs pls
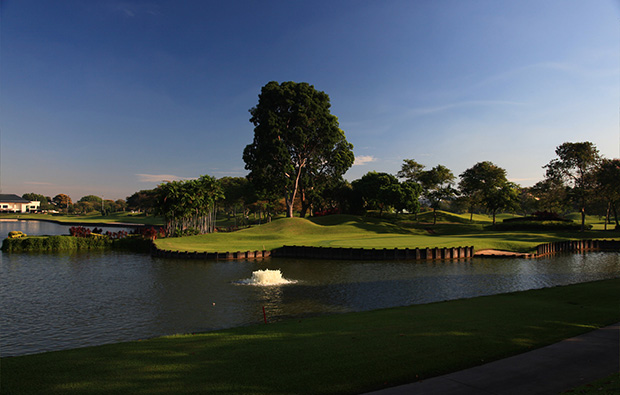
(0, 194), (41, 213)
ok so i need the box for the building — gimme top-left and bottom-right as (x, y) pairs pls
(0, 194), (41, 213)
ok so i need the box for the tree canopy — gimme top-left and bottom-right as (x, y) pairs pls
(544, 141), (601, 231)
(243, 81), (354, 217)
(154, 175), (223, 236)
(352, 172), (421, 217)
(418, 165), (456, 224)
(595, 158), (620, 228)
(459, 161), (518, 225)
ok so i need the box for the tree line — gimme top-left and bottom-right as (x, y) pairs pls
(20, 81), (620, 234)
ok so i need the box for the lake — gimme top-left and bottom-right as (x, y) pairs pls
(1, 220), (619, 357)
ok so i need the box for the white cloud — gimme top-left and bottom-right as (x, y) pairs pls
(136, 174), (190, 183)
(353, 155), (377, 166)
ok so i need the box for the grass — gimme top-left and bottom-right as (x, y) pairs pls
(564, 373), (620, 394)
(0, 212), (164, 226)
(154, 212), (620, 254)
(2, 278), (619, 395)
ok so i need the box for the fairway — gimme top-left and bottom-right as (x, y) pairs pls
(154, 212), (619, 254)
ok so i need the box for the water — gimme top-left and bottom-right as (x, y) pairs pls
(1, 222), (619, 357)
(0, 219), (136, 237)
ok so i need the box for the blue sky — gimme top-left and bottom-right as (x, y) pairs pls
(1, 0), (619, 200)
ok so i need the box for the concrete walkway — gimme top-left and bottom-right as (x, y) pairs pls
(364, 322), (619, 395)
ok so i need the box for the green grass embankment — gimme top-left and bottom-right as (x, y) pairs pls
(0, 212), (164, 226)
(1, 235), (154, 253)
(2, 278), (619, 395)
(154, 212), (619, 254)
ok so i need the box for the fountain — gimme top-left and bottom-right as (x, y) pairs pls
(237, 269), (296, 286)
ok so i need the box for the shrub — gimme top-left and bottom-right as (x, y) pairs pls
(494, 220), (590, 231)
(112, 236), (153, 252)
(8, 231), (26, 239)
(1, 235), (113, 252)
(69, 226), (91, 238)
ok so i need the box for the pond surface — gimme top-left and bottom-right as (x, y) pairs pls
(1, 222), (619, 357)
(0, 219), (136, 237)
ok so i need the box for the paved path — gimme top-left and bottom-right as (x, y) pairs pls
(364, 322), (619, 395)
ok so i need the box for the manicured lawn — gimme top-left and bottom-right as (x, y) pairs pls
(155, 212), (620, 253)
(0, 212), (164, 226)
(2, 278), (619, 395)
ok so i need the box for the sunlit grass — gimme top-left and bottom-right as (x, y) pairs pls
(2, 278), (619, 395)
(0, 212), (164, 226)
(155, 212), (620, 253)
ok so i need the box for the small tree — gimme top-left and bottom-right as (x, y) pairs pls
(418, 165), (456, 225)
(352, 172), (402, 217)
(459, 161), (519, 225)
(52, 194), (72, 213)
(126, 189), (157, 214)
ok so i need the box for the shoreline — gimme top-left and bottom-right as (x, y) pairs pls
(7, 217), (148, 228)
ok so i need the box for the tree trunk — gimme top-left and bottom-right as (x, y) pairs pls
(605, 201), (610, 231)
(299, 189), (310, 217)
(580, 206), (586, 232)
(433, 208), (437, 225)
(286, 199), (294, 218)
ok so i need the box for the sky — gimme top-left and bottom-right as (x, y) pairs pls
(1, 0), (620, 201)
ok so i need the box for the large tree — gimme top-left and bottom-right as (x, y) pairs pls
(459, 161), (519, 225)
(544, 141), (601, 231)
(243, 81), (354, 218)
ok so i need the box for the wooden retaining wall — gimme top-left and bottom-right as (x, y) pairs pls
(536, 239), (620, 257)
(272, 245), (475, 260)
(151, 247), (271, 260)
(151, 245), (474, 261)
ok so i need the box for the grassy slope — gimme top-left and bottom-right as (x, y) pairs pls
(2, 278), (618, 395)
(0, 212), (163, 226)
(154, 212), (619, 253)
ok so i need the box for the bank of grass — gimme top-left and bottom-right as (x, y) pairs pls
(1, 235), (154, 253)
(2, 278), (619, 395)
(154, 212), (619, 254)
(0, 212), (164, 226)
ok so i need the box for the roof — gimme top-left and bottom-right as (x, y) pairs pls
(0, 194), (31, 203)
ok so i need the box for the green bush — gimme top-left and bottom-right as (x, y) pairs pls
(494, 220), (590, 231)
(1, 235), (154, 253)
(8, 231), (26, 239)
(112, 236), (153, 252)
(1, 235), (113, 252)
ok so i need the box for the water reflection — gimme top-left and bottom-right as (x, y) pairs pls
(1, 245), (618, 356)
